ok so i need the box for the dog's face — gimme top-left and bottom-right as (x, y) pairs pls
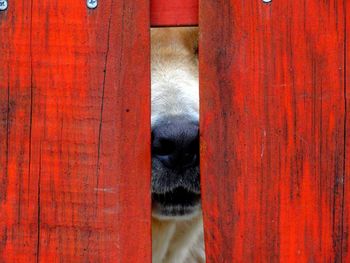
(151, 27), (200, 220)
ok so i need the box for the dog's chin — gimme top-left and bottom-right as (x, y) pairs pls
(152, 187), (201, 221)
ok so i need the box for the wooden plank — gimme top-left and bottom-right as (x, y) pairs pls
(200, 0), (346, 261)
(151, 0), (198, 27)
(31, 1), (151, 262)
(1, 0), (151, 262)
(343, 3), (349, 261)
(0, 1), (39, 261)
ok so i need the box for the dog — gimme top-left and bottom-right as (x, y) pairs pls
(151, 27), (205, 263)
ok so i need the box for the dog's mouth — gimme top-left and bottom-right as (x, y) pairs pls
(152, 187), (201, 218)
(153, 187), (200, 206)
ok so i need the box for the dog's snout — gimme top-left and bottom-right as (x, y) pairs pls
(152, 118), (199, 170)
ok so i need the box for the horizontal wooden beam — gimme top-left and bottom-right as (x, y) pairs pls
(151, 0), (198, 27)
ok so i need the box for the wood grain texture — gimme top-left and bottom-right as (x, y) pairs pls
(1, 0), (151, 262)
(151, 0), (198, 27)
(0, 1), (38, 262)
(200, 0), (346, 262)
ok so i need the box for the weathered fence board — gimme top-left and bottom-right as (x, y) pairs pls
(200, 0), (347, 262)
(0, 0), (151, 262)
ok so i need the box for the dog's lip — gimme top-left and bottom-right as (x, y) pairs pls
(152, 187), (201, 207)
(152, 204), (201, 218)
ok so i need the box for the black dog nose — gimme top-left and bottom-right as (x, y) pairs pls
(152, 118), (199, 170)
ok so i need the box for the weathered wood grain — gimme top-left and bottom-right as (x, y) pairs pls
(200, 0), (346, 261)
(151, 0), (198, 27)
(0, 1), (39, 261)
(1, 0), (151, 262)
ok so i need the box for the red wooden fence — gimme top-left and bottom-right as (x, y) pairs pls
(200, 0), (348, 262)
(0, 0), (151, 262)
(0, 0), (349, 262)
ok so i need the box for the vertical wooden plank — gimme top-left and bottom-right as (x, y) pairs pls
(0, 2), (39, 262)
(30, 0), (151, 262)
(1, 0), (150, 262)
(343, 2), (349, 261)
(200, 0), (346, 262)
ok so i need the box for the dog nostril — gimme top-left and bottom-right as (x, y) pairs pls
(153, 139), (176, 156)
(183, 140), (199, 162)
(182, 152), (198, 168)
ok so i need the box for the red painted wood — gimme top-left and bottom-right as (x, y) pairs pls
(1, 0), (151, 262)
(151, 0), (198, 27)
(344, 3), (350, 261)
(200, 0), (346, 261)
(0, 1), (38, 261)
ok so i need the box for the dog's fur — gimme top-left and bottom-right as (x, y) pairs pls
(151, 28), (204, 263)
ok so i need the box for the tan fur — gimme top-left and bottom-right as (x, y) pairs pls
(151, 27), (199, 126)
(151, 28), (204, 263)
(152, 215), (205, 263)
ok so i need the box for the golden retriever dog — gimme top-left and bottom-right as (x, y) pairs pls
(151, 27), (205, 263)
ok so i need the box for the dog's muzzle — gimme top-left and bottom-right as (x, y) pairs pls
(151, 116), (201, 218)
